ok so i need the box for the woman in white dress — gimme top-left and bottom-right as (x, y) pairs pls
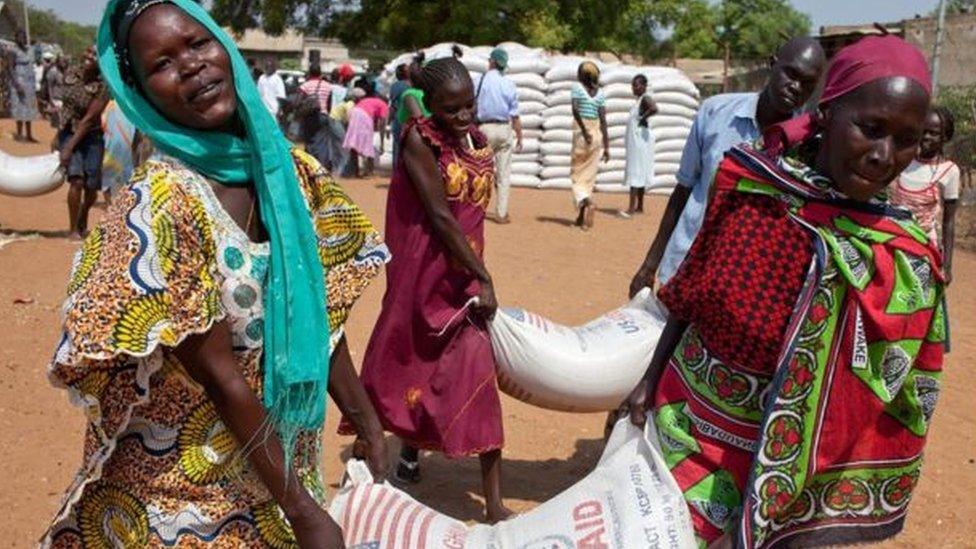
(622, 74), (657, 217)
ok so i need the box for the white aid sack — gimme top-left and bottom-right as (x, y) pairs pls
(490, 288), (666, 413)
(656, 139), (688, 154)
(546, 80), (578, 93)
(543, 116), (574, 130)
(506, 56), (551, 75)
(520, 114), (544, 128)
(596, 170), (626, 185)
(543, 104), (572, 118)
(511, 162), (542, 176)
(508, 72), (547, 90)
(523, 128), (544, 140)
(541, 154), (572, 168)
(0, 150), (63, 197)
(519, 101), (547, 116)
(541, 165), (571, 179)
(333, 420), (696, 549)
(540, 176), (573, 188)
(511, 173), (543, 187)
(541, 141), (572, 156)
(466, 420), (697, 548)
(650, 115), (694, 130)
(542, 129), (573, 143)
(652, 91), (700, 110)
(518, 88), (548, 104)
(517, 138), (541, 153)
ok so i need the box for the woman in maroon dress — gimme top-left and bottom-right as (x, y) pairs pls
(350, 57), (512, 523)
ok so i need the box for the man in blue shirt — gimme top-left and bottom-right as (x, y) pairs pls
(475, 47), (522, 224)
(629, 37), (826, 295)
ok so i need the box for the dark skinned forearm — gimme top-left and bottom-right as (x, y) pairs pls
(62, 95), (109, 158)
(174, 322), (321, 522)
(943, 200), (957, 279)
(327, 337), (382, 438)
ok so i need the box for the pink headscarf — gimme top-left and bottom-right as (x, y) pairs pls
(764, 35), (932, 157)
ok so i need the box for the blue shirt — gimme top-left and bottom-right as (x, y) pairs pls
(658, 92), (761, 284)
(474, 70), (519, 122)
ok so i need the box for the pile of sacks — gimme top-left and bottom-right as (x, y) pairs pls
(380, 43), (699, 194)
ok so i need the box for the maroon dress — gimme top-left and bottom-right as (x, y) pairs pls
(355, 118), (503, 456)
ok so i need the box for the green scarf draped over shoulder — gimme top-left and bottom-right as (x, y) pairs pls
(97, 0), (331, 460)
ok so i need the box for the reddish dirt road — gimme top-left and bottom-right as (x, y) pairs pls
(1, 120), (973, 547)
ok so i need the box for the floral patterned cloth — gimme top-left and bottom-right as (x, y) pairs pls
(44, 149), (389, 547)
(654, 145), (945, 548)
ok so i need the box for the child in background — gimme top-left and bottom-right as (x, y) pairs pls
(621, 74), (658, 217)
(890, 106), (960, 284)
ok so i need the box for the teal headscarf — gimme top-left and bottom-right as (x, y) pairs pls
(97, 0), (331, 458)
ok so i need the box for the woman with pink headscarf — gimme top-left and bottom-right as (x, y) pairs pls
(623, 36), (944, 548)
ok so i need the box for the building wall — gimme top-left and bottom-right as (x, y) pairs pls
(904, 13), (976, 88)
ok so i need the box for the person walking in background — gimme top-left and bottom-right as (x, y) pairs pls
(890, 106), (959, 284)
(7, 30), (39, 142)
(388, 63), (411, 164)
(395, 55), (431, 126)
(256, 58), (286, 119)
(330, 63), (356, 107)
(58, 46), (109, 240)
(570, 61), (609, 230)
(475, 47), (522, 225)
(621, 74), (658, 217)
(348, 56), (512, 524)
(629, 37), (826, 294)
(298, 62), (332, 114)
(343, 86), (389, 178)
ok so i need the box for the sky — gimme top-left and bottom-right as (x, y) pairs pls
(25, 0), (944, 31)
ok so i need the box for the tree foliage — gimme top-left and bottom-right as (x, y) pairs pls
(210, 0), (811, 62)
(4, 0), (96, 56)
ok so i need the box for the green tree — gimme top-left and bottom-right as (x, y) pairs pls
(5, 0), (96, 56)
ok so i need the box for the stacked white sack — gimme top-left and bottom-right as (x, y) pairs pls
(502, 43), (550, 188)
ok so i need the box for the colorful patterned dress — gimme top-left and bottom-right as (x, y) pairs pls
(44, 150), (389, 547)
(654, 145), (945, 548)
(350, 117), (502, 457)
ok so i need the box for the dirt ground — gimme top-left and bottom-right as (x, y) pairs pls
(1, 119), (974, 547)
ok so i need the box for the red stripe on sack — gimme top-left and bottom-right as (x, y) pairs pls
(400, 502), (425, 549)
(373, 490), (401, 541)
(342, 484), (361, 532)
(385, 499), (411, 549)
(350, 484), (375, 543)
(358, 486), (388, 544)
(416, 509), (436, 548)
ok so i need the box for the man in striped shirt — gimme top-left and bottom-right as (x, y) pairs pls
(299, 63), (332, 113)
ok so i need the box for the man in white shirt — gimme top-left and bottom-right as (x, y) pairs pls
(257, 59), (286, 118)
(475, 48), (522, 224)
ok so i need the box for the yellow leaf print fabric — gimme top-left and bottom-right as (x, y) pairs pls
(44, 150), (389, 547)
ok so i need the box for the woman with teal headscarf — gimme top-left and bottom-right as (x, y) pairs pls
(43, 0), (390, 546)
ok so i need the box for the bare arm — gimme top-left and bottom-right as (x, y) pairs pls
(511, 116), (523, 152)
(628, 186), (692, 297)
(402, 127), (497, 317)
(405, 95), (424, 119)
(598, 105), (610, 161)
(327, 336), (388, 477)
(60, 94), (110, 167)
(175, 323), (344, 548)
(943, 199), (957, 284)
(625, 316), (689, 425)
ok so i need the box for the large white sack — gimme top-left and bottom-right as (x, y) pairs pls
(512, 155), (539, 167)
(656, 139), (688, 154)
(650, 115), (694, 130)
(511, 161), (542, 176)
(649, 79), (700, 97)
(541, 165), (571, 179)
(542, 129), (573, 143)
(545, 57), (601, 82)
(515, 138), (541, 153)
(542, 104), (572, 118)
(607, 111), (631, 126)
(491, 288), (666, 412)
(523, 128), (543, 140)
(656, 103), (699, 119)
(608, 125), (627, 141)
(542, 154), (572, 167)
(519, 100), (547, 116)
(508, 72), (547, 90)
(496, 41), (545, 57)
(0, 150), (63, 197)
(546, 80), (578, 93)
(653, 91), (700, 110)
(540, 176), (572, 188)
(600, 65), (638, 86)
(604, 83), (637, 99)
(510, 173), (542, 187)
(520, 113), (544, 128)
(333, 421), (696, 549)
(543, 115), (574, 130)
(656, 150), (684, 164)
(546, 90), (573, 107)
(518, 88), (548, 104)
(541, 141), (572, 156)
(608, 145), (627, 159)
(605, 97), (639, 113)
(655, 127), (692, 141)
(596, 170), (626, 185)
(506, 56), (551, 75)
(603, 158), (627, 171)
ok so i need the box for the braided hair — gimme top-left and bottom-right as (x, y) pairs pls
(414, 57), (471, 105)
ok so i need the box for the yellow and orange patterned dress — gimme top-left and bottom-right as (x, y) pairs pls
(44, 150), (389, 547)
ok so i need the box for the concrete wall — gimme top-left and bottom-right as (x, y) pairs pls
(904, 13), (976, 88)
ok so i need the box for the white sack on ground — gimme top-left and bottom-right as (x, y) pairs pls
(510, 173), (542, 187)
(511, 162), (542, 176)
(490, 288), (666, 413)
(0, 151), (63, 197)
(332, 420), (697, 549)
(542, 154), (572, 168)
(541, 165), (571, 179)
